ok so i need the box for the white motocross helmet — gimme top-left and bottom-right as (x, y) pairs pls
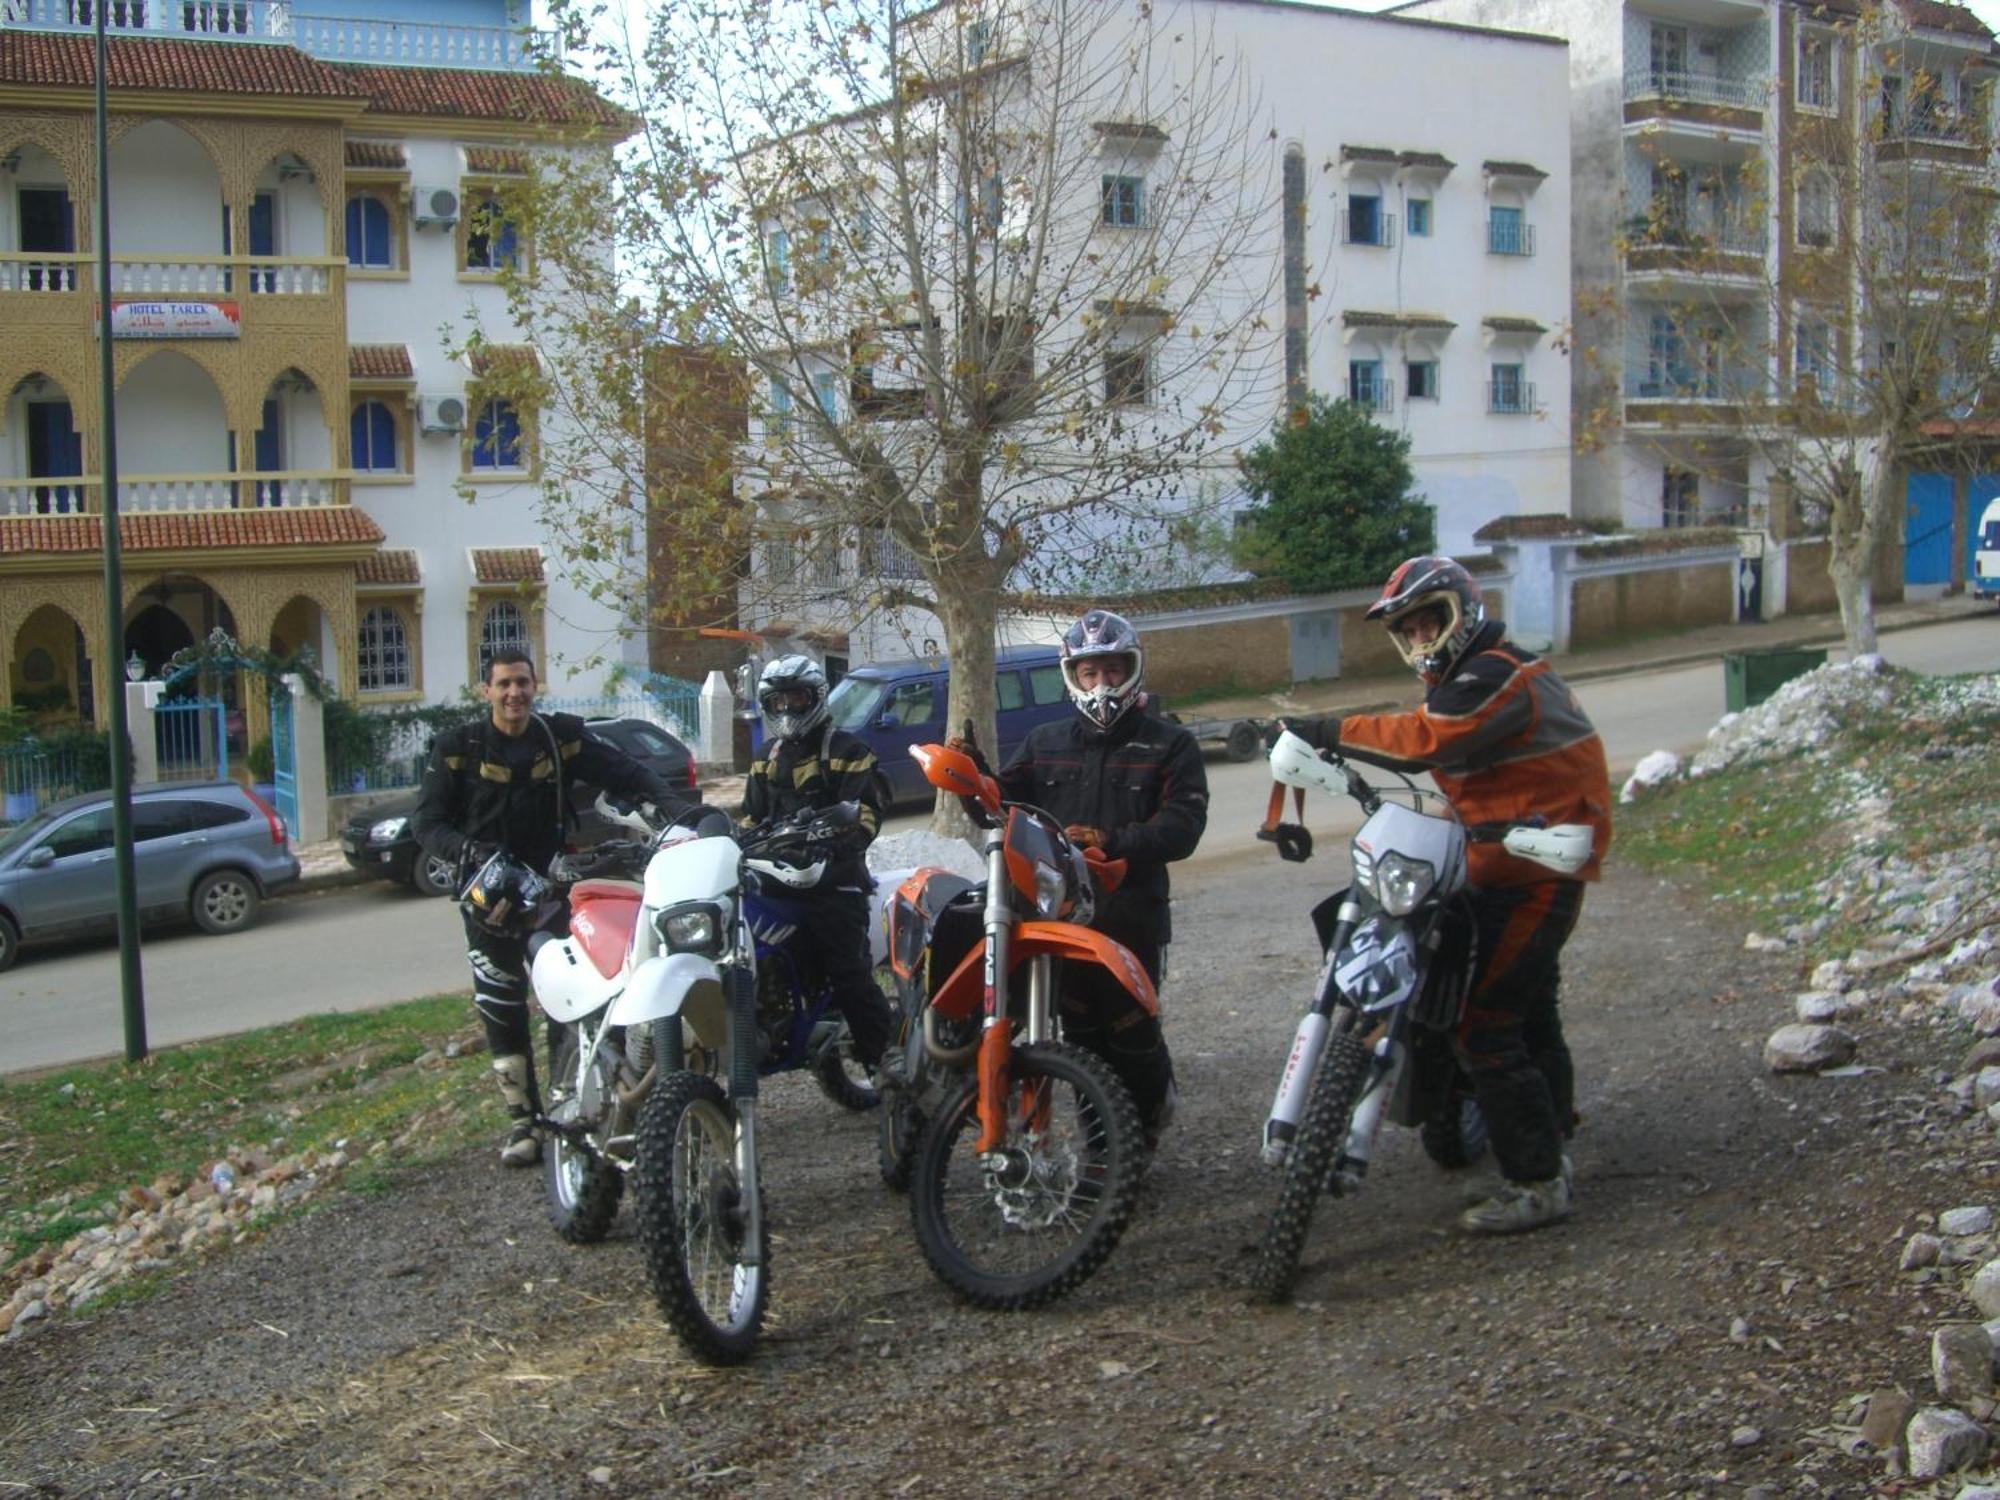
(1059, 609), (1145, 731)
(756, 654), (830, 743)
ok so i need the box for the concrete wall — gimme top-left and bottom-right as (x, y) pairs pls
(1784, 537), (1906, 615)
(1568, 558), (1734, 648)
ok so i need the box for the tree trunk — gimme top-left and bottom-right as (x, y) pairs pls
(1825, 459), (1884, 657)
(929, 574), (1001, 840)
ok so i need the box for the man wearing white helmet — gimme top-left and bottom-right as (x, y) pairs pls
(739, 654), (894, 1072)
(990, 608), (1209, 1152)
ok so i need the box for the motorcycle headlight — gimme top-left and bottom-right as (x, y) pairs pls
(1033, 859), (1065, 919)
(656, 901), (727, 956)
(1371, 852), (1436, 916)
(369, 816), (409, 844)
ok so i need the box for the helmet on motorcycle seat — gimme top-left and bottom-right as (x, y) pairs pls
(460, 849), (555, 935)
(1059, 608), (1145, 731)
(756, 654), (830, 744)
(1365, 555), (1487, 682)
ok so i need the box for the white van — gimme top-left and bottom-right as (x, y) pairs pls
(1977, 496), (2000, 605)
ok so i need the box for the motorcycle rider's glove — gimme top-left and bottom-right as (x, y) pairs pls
(1064, 824), (1107, 852)
(1267, 716), (1327, 751)
(945, 735), (992, 776)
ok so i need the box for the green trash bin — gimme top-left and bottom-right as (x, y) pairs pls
(1723, 647), (1828, 712)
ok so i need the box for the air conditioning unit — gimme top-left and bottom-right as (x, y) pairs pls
(418, 394), (467, 435)
(412, 187), (460, 228)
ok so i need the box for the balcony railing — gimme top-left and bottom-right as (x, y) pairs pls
(0, 2), (558, 71)
(1882, 107), (1972, 145)
(1624, 68), (1765, 111)
(0, 471), (351, 517)
(0, 253), (340, 296)
(1488, 379), (1537, 415)
(1487, 219), (1536, 257)
(1345, 378), (1394, 413)
(1626, 221), (1767, 258)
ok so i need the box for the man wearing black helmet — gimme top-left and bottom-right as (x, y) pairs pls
(1279, 556), (1611, 1234)
(739, 654), (894, 1075)
(990, 608), (1209, 1152)
(414, 647), (672, 1167)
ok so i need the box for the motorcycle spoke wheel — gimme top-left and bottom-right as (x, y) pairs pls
(877, 1087), (923, 1193)
(543, 1028), (623, 1244)
(1251, 1031), (1371, 1304)
(811, 1019), (879, 1112)
(909, 1041), (1142, 1311)
(633, 1071), (768, 1365)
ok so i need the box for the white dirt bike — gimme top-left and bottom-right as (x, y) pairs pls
(1249, 729), (1593, 1303)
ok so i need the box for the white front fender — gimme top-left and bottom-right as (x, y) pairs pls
(609, 952), (730, 1050)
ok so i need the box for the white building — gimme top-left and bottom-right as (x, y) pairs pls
(724, 0), (1573, 667)
(1397, 0), (1999, 539)
(0, 0), (639, 740)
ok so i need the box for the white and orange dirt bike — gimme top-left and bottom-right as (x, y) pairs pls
(876, 737), (1156, 1310)
(522, 799), (906, 1365)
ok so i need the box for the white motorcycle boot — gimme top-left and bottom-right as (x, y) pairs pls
(1459, 1172), (1571, 1235)
(492, 1054), (542, 1168)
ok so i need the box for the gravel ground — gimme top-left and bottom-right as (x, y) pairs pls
(0, 849), (1962, 1498)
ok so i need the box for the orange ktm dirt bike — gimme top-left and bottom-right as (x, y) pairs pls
(879, 739), (1153, 1310)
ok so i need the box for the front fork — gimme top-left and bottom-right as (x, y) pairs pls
(726, 950), (766, 1266)
(1262, 897), (1361, 1163)
(974, 823), (1056, 1155)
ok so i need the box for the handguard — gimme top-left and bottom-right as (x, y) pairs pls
(1082, 844), (1128, 894)
(1500, 823), (1595, 876)
(911, 742), (1002, 817)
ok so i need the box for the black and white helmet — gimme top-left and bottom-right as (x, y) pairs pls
(756, 654), (829, 743)
(1059, 609), (1144, 730)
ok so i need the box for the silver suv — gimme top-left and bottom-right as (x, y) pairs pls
(0, 782), (302, 971)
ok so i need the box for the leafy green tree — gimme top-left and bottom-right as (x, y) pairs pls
(1233, 396), (1434, 592)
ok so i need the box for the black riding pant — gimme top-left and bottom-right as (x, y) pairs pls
(462, 907), (566, 1115)
(801, 885), (893, 1069)
(1454, 880), (1585, 1185)
(1057, 907), (1175, 1131)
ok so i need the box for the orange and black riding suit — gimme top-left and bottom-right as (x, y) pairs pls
(1291, 620), (1612, 1185)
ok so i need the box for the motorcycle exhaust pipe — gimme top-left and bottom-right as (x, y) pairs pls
(922, 1005), (980, 1067)
(1262, 1011), (1330, 1166)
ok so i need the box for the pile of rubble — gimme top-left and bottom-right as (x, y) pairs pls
(1633, 653), (2000, 1484)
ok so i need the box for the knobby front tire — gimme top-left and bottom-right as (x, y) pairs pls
(543, 1028), (624, 1244)
(633, 1070), (768, 1365)
(909, 1040), (1142, 1311)
(1251, 1031), (1371, 1304)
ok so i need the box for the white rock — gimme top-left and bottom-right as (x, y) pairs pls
(868, 831), (984, 882)
(1812, 960), (1851, 993)
(1976, 1070), (2000, 1112)
(1745, 933), (1789, 953)
(1906, 1407), (1989, 1478)
(1904, 1234), (1944, 1270)
(1943, 1208), (1996, 1237)
(1796, 991), (1845, 1023)
(1973, 1261), (2000, 1321)
(1730, 1425), (1763, 1447)
(1619, 750), (1681, 804)
(1934, 1324), (1997, 1400)
(1950, 1485), (2000, 1500)
(1764, 1024), (1858, 1074)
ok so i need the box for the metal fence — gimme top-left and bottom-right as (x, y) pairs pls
(0, 740), (108, 824)
(540, 678), (703, 743)
(326, 715), (437, 795)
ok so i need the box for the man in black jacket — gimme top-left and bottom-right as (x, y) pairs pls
(995, 609), (1208, 1147)
(739, 654), (893, 1073)
(413, 647), (670, 1166)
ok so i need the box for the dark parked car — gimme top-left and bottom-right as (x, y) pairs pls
(0, 781), (301, 972)
(341, 717), (700, 897)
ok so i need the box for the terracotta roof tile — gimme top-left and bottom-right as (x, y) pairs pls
(464, 147), (532, 175)
(350, 344), (414, 380)
(346, 139), (407, 170)
(357, 547), (421, 585)
(333, 63), (631, 129)
(0, 507), (384, 556)
(467, 344), (539, 377)
(470, 546), (543, 585)
(0, 30), (365, 97)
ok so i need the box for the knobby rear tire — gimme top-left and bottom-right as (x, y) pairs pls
(542, 1028), (624, 1244)
(909, 1040), (1142, 1311)
(811, 1020), (879, 1112)
(633, 1071), (768, 1366)
(1251, 1031), (1371, 1304)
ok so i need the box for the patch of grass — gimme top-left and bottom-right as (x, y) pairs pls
(0, 994), (490, 1269)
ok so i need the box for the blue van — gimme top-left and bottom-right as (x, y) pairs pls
(817, 645), (1071, 808)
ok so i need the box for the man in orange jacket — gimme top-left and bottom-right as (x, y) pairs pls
(1283, 555), (1611, 1234)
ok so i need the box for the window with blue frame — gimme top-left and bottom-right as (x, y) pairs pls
(768, 377), (793, 436)
(1406, 198), (1432, 238)
(814, 371), (839, 419)
(1488, 205), (1530, 256)
(464, 193), (520, 273)
(350, 399), (400, 472)
(26, 398), (82, 513)
(470, 397), (523, 470)
(1346, 193), (1385, 245)
(345, 191), (393, 269)
(1348, 359), (1388, 410)
(1101, 175), (1145, 228)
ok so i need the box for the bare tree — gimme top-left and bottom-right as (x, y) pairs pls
(488, 0), (1284, 766)
(1615, 1), (1999, 652)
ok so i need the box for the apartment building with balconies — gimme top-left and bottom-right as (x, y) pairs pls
(726, 1), (1571, 664)
(1398, 0), (1998, 547)
(0, 0), (634, 737)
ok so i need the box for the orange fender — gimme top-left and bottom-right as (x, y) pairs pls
(929, 921), (1159, 1024)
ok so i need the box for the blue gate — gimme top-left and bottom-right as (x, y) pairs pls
(156, 698), (228, 782)
(269, 684), (299, 839)
(1905, 473), (1954, 587)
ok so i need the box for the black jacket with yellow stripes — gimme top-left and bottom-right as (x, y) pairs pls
(738, 721), (883, 884)
(412, 711), (668, 877)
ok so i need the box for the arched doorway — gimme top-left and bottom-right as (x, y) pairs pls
(123, 603), (195, 683)
(125, 579), (243, 759)
(9, 603), (91, 728)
